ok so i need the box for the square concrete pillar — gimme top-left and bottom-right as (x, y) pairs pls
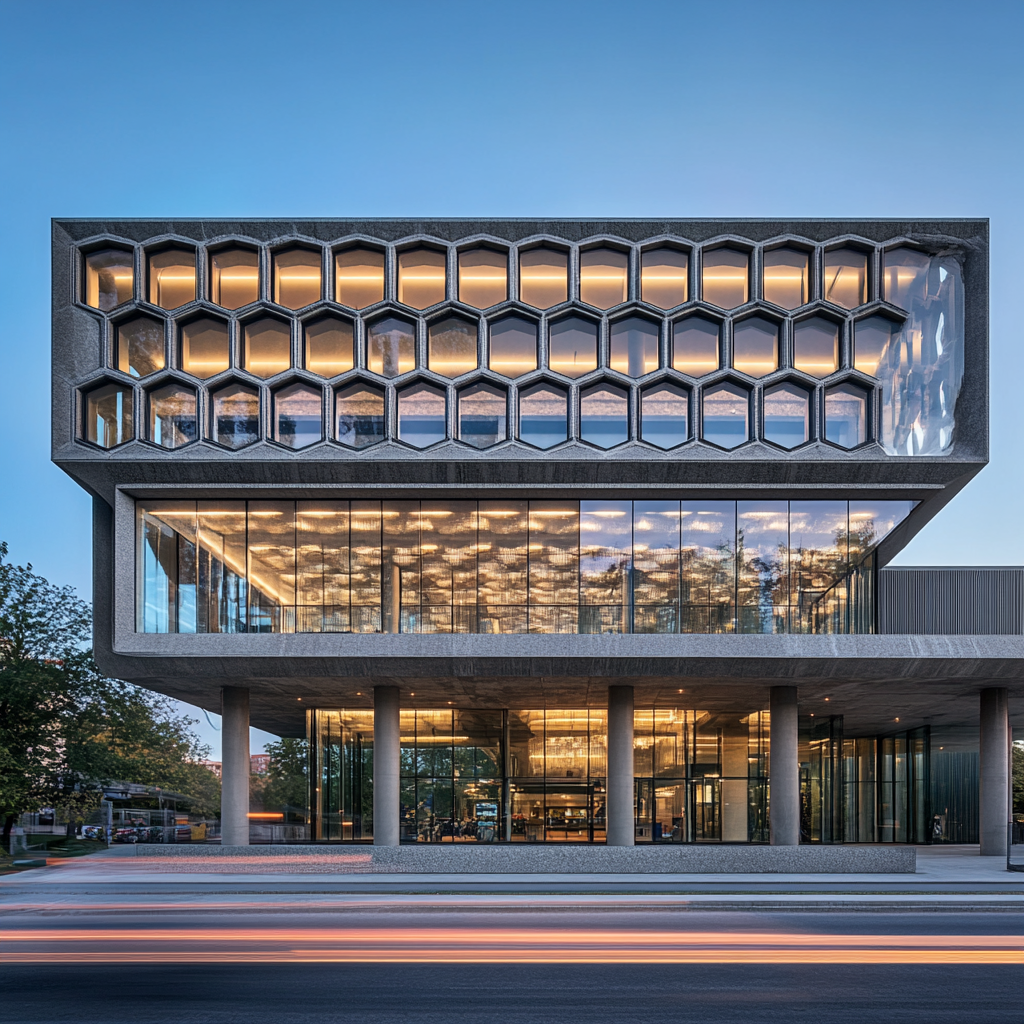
(769, 686), (800, 846)
(373, 686), (401, 846)
(606, 685), (635, 846)
(980, 687), (1009, 856)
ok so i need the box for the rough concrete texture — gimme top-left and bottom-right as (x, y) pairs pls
(131, 844), (917, 874)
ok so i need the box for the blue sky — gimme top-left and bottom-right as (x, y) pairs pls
(1, 1), (1021, 754)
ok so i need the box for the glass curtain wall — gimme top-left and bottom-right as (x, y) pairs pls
(139, 499), (914, 635)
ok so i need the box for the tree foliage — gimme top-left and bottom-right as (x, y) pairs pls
(0, 542), (218, 846)
(252, 737), (308, 820)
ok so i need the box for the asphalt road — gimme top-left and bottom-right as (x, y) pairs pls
(0, 909), (1020, 1023)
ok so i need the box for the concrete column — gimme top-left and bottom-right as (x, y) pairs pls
(220, 686), (250, 846)
(373, 686), (401, 846)
(979, 687), (1009, 856)
(769, 686), (800, 846)
(606, 685), (635, 846)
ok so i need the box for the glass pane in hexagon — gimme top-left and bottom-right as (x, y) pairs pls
(763, 383), (809, 449)
(793, 317), (839, 378)
(211, 383), (259, 449)
(304, 317), (354, 377)
(244, 318), (291, 378)
(825, 384), (868, 448)
(519, 248), (567, 309)
(702, 249), (748, 309)
(763, 248), (808, 309)
(398, 248), (446, 309)
(610, 317), (659, 376)
(148, 384), (197, 449)
(273, 383), (323, 448)
(428, 317), (478, 378)
(148, 249), (196, 309)
(398, 383), (446, 447)
(549, 316), (597, 378)
(211, 249), (259, 309)
(732, 317), (778, 377)
(85, 249), (133, 310)
(180, 318), (230, 379)
(116, 316), (165, 378)
(580, 385), (628, 448)
(336, 384), (384, 448)
(824, 249), (867, 309)
(702, 384), (748, 448)
(84, 382), (132, 448)
(458, 384), (506, 448)
(883, 247), (930, 311)
(641, 249), (687, 309)
(641, 384), (688, 449)
(518, 385), (566, 448)
(489, 316), (537, 377)
(672, 317), (719, 376)
(459, 249), (507, 309)
(335, 248), (384, 309)
(367, 317), (416, 377)
(854, 316), (897, 377)
(273, 249), (322, 309)
(580, 249), (627, 309)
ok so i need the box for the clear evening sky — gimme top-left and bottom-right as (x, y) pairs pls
(1, 1), (1021, 752)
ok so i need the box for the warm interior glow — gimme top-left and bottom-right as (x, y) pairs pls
(305, 318), (354, 377)
(244, 319), (291, 378)
(458, 249), (507, 308)
(701, 250), (748, 309)
(429, 318), (478, 378)
(548, 318), (597, 378)
(489, 317), (537, 377)
(149, 250), (196, 309)
(824, 250), (867, 309)
(580, 249), (627, 309)
(180, 319), (230, 378)
(519, 249), (568, 309)
(672, 318), (719, 376)
(641, 250), (688, 309)
(398, 249), (446, 309)
(793, 317), (839, 378)
(211, 249), (259, 309)
(762, 249), (808, 309)
(336, 248), (384, 309)
(85, 250), (134, 310)
(732, 319), (778, 377)
(274, 250), (322, 309)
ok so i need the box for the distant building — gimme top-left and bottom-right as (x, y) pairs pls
(200, 760), (222, 779)
(52, 216), (1019, 855)
(250, 753), (270, 775)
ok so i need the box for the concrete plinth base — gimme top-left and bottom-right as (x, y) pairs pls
(133, 844), (916, 874)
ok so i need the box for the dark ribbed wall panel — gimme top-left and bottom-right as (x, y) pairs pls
(879, 567), (1024, 635)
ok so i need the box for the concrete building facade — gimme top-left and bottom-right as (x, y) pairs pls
(51, 217), (1020, 853)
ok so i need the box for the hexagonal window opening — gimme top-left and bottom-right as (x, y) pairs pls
(702, 383), (749, 449)
(458, 383), (507, 448)
(148, 248), (196, 310)
(610, 317), (659, 376)
(180, 318), (230, 379)
(335, 383), (385, 448)
(273, 248), (322, 309)
(519, 247), (567, 309)
(210, 248), (259, 310)
(702, 248), (748, 309)
(518, 383), (567, 449)
(335, 247), (385, 309)
(641, 383), (688, 449)
(732, 317), (778, 378)
(824, 249), (868, 309)
(428, 316), (478, 378)
(115, 316), (165, 378)
(304, 317), (354, 377)
(580, 384), (628, 449)
(83, 382), (133, 449)
(84, 249), (133, 311)
(641, 249), (688, 309)
(580, 248), (628, 309)
(397, 382), (446, 448)
(853, 315), (899, 377)
(762, 383), (810, 449)
(272, 382), (323, 449)
(883, 247), (930, 311)
(548, 316), (597, 379)
(367, 316), (416, 377)
(672, 316), (720, 376)
(793, 316), (839, 378)
(211, 382), (260, 450)
(243, 317), (292, 379)
(825, 383), (869, 449)
(488, 316), (537, 377)
(763, 248), (809, 310)
(398, 248), (446, 309)
(458, 248), (507, 309)
(148, 383), (198, 449)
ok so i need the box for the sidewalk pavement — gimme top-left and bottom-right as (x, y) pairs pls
(0, 844), (1020, 910)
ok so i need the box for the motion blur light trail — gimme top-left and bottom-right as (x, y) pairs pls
(3, 927), (1021, 963)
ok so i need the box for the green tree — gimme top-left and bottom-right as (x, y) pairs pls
(0, 543), (218, 847)
(253, 738), (308, 821)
